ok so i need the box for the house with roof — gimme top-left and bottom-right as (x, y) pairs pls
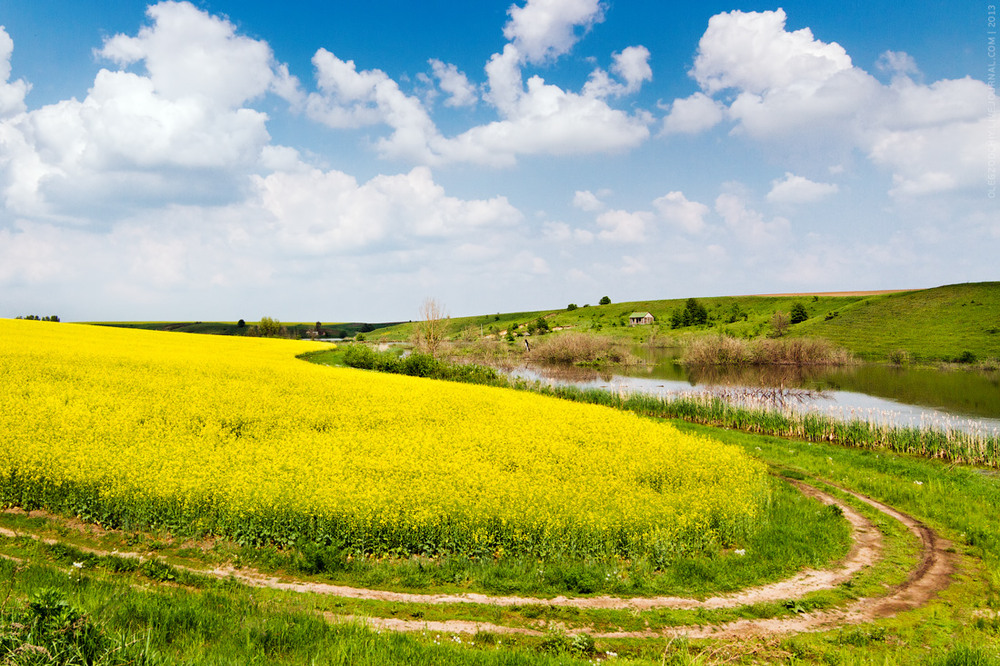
(628, 312), (654, 326)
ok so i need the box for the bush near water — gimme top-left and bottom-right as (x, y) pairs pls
(0, 318), (769, 561)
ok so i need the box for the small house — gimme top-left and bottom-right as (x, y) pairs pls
(629, 312), (654, 326)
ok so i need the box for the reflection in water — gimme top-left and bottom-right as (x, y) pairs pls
(511, 353), (1000, 436)
(685, 364), (830, 388)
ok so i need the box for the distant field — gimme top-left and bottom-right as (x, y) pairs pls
(88, 282), (999, 363)
(90, 320), (400, 338)
(748, 289), (916, 298)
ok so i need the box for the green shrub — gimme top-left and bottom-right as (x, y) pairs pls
(888, 349), (911, 365)
(1, 588), (110, 665)
(957, 350), (978, 364)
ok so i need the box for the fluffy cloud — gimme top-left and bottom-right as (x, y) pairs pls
(254, 166), (522, 254)
(612, 46), (653, 93)
(766, 173), (839, 204)
(440, 74), (651, 166)
(652, 191), (710, 233)
(584, 46), (652, 98)
(0, 2), (301, 218)
(0, 27), (29, 118)
(305, 49), (444, 163)
(596, 209), (652, 243)
(877, 50), (919, 77)
(660, 92), (724, 135)
(98, 1), (300, 108)
(502, 0), (605, 64)
(572, 189), (604, 212)
(446, 40), (651, 165)
(428, 59), (478, 108)
(307, 28), (651, 167)
(542, 220), (594, 243)
(675, 8), (991, 197)
(691, 10), (853, 95)
(715, 191), (790, 246)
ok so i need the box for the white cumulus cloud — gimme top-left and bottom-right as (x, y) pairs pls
(766, 173), (839, 204)
(715, 191), (790, 246)
(670, 8), (993, 198)
(572, 189), (605, 211)
(0, 1), (301, 218)
(0, 27), (29, 118)
(652, 191), (710, 233)
(596, 209), (652, 243)
(429, 59), (478, 108)
(661, 92), (724, 135)
(254, 166), (522, 254)
(503, 0), (605, 64)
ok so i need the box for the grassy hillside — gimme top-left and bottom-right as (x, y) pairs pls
(796, 282), (1000, 362)
(367, 283), (998, 363)
(89, 283), (999, 363)
(368, 295), (878, 342)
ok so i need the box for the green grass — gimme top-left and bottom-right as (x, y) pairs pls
(0, 470), (852, 601)
(4, 419), (999, 664)
(365, 282), (999, 363)
(0, 556), (590, 665)
(83, 282), (1000, 363)
(796, 282), (1000, 362)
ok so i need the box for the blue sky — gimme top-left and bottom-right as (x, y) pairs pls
(0, 0), (995, 322)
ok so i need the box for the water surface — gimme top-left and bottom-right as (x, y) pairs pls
(512, 349), (1000, 435)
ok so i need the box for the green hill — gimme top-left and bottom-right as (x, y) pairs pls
(88, 283), (1000, 363)
(794, 282), (1000, 362)
(370, 283), (999, 363)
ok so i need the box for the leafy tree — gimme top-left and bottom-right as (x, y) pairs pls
(237, 319), (246, 328)
(790, 302), (809, 324)
(724, 302), (745, 323)
(567, 303), (578, 311)
(599, 296), (611, 305)
(682, 298), (708, 326)
(257, 316), (284, 338)
(529, 317), (550, 335)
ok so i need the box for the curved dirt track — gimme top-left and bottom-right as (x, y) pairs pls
(1, 481), (954, 639)
(330, 484), (955, 639)
(206, 482), (882, 611)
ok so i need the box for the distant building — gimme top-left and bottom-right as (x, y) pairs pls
(629, 312), (654, 326)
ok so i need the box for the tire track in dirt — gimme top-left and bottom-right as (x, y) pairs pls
(204, 482), (881, 612)
(4, 483), (879, 613)
(332, 484), (954, 639)
(0, 481), (954, 639)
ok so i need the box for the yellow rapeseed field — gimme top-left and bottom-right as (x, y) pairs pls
(0, 318), (769, 560)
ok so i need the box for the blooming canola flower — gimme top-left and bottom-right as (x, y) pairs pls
(0, 318), (769, 559)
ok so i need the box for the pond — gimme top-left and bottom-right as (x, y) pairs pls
(511, 348), (1000, 436)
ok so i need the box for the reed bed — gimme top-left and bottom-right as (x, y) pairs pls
(526, 332), (641, 366)
(508, 381), (1000, 469)
(682, 335), (855, 366)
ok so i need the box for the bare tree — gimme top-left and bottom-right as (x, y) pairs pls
(413, 298), (449, 357)
(770, 311), (790, 338)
